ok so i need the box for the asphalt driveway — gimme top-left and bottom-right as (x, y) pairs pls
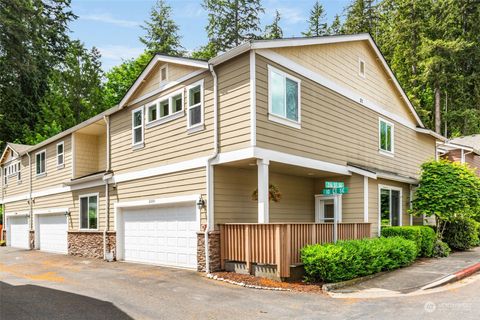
(1, 247), (479, 320)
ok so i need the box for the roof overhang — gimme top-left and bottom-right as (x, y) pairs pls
(415, 128), (447, 141)
(437, 141), (480, 156)
(0, 145), (17, 165)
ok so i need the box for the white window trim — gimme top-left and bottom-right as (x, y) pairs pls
(315, 194), (342, 223)
(145, 89), (185, 128)
(56, 141), (65, 168)
(132, 106), (144, 149)
(35, 149), (47, 177)
(186, 79), (205, 131)
(267, 65), (301, 128)
(146, 101), (159, 124)
(79, 193), (99, 231)
(359, 58), (366, 78)
(379, 118), (394, 156)
(378, 184), (403, 234)
(160, 64), (168, 84)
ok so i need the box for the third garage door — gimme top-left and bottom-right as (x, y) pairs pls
(122, 204), (198, 269)
(38, 214), (68, 254)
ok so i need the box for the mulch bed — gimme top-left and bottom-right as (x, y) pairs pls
(210, 272), (324, 293)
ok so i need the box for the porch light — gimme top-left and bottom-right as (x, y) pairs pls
(64, 211), (71, 217)
(197, 198), (205, 210)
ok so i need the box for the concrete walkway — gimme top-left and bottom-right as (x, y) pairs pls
(333, 247), (480, 295)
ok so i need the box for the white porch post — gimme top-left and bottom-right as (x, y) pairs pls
(257, 159), (269, 223)
(363, 176), (369, 223)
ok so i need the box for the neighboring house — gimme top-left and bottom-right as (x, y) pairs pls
(438, 135), (480, 176)
(0, 34), (443, 279)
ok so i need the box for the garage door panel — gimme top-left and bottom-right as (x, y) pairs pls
(123, 204), (198, 269)
(38, 214), (68, 254)
(8, 216), (30, 249)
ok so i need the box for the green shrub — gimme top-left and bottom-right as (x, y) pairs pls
(301, 237), (418, 283)
(443, 217), (479, 251)
(0, 240), (5, 247)
(382, 226), (436, 257)
(433, 239), (451, 257)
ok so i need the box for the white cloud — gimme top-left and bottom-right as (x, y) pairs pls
(97, 45), (144, 71)
(81, 13), (141, 28)
(276, 7), (306, 25)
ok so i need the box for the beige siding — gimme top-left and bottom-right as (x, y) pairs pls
(4, 199), (29, 213)
(368, 178), (379, 236)
(131, 63), (200, 102)
(3, 155), (30, 198)
(109, 168), (206, 228)
(74, 133), (100, 177)
(256, 54), (435, 179)
(271, 41), (418, 124)
(217, 53), (251, 152)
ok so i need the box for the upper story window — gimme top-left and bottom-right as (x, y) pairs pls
(268, 65), (301, 128)
(160, 65), (168, 83)
(145, 89), (184, 127)
(379, 118), (394, 155)
(35, 150), (46, 176)
(187, 80), (204, 130)
(132, 107), (144, 148)
(359, 58), (366, 78)
(4, 161), (21, 184)
(147, 102), (157, 123)
(80, 194), (98, 230)
(57, 141), (64, 168)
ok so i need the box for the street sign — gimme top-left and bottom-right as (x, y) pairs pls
(325, 181), (344, 188)
(322, 187), (349, 195)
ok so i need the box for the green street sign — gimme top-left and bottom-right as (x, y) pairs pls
(325, 181), (344, 188)
(322, 187), (349, 195)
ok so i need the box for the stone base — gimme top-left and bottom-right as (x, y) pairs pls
(68, 231), (116, 260)
(29, 230), (35, 249)
(197, 231), (220, 272)
(225, 261), (250, 275)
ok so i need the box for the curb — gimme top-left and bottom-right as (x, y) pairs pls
(206, 273), (291, 291)
(421, 262), (480, 290)
(322, 271), (388, 293)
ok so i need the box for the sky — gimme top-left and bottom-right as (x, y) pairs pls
(70, 0), (351, 71)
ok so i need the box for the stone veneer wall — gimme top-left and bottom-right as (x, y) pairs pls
(197, 231), (220, 272)
(29, 230), (35, 249)
(68, 231), (116, 259)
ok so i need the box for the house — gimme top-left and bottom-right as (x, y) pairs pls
(438, 135), (480, 176)
(1, 34), (443, 279)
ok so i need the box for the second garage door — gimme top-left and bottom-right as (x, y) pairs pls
(7, 215), (29, 249)
(38, 214), (68, 254)
(122, 204), (198, 269)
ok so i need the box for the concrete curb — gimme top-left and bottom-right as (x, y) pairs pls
(322, 271), (388, 292)
(421, 262), (480, 290)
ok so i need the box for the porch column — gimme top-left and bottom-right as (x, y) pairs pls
(257, 159), (269, 223)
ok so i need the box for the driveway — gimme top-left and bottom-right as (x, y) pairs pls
(1, 247), (479, 320)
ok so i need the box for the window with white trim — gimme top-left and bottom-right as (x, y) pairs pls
(145, 90), (184, 126)
(359, 59), (366, 78)
(57, 141), (64, 167)
(4, 161), (21, 184)
(380, 187), (402, 227)
(187, 80), (204, 129)
(4, 168), (7, 185)
(80, 194), (98, 230)
(268, 65), (301, 124)
(147, 102), (158, 123)
(132, 107), (144, 147)
(379, 118), (394, 154)
(35, 150), (46, 176)
(160, 98), (169, 117)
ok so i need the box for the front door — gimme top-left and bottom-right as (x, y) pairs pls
(315, 195), (342, 223)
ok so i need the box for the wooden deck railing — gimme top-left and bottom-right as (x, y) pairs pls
(220, 222), (371, 278)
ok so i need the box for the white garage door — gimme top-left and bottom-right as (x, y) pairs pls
(38, 214), (68, 254)
(8, 215), (29, 249)
(122, 204), (198, 269)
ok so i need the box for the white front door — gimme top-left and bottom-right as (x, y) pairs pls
(315, 194), (343, 223)
(8, 215), (29, 249)
(38, 214), (68, 254)
(121, 204), (198, 269)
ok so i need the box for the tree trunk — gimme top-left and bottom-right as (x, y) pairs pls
(435, 84), (441, 134)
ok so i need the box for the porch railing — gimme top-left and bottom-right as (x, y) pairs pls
(220, 222), (371, 278)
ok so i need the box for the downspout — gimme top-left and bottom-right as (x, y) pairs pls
(103, 115), (111, 260)
(27, 152), (32, 247)
(1, 163), (3, 241)
(205, 63), (219, 273)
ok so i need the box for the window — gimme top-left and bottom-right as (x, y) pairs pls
(268, 66), (301, 126)
(4, 161), (21, 183)
(4, 168), (7, 185)
(132, 107), (144, 147)
(380, 187), (402, 227)
(147, 103), (158, 123)
(187, 80), (204, 129)
(359, 58), (366, 78)
(315, 194), (342, 223)
(160, 65), (168, 82)
(379, 118), (394, 154)
(17, 162), (21, 181)
(57, 141), (64, 167)
(160, 99), (169, 117)
(35, 150), (46, 176)
(80, 194), (98, 230)
(172, 93), (183, 113)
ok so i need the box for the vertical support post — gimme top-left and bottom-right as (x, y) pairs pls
(363, 176), (369, 223)
(245, 225), (251, 274)
(274, 224), (281, 278)
(461, 148), (465, 164)
(220, 224), (225, 270)
(285, 224), (291, 271)
(311, 224), (317, 244)
(257, 159), (269, 224)
(354, 223), (358, 239)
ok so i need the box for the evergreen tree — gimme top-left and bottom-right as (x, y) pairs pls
(343, 0), (379, 39)
(0, 0), (75, 146)
(328, 14), (343, 35)
(203, 0), (264, 55)
(191, 42), (217, 60)
(303, 1), (328, 37)
(264, 10), (283, 39)
(139, 0), (184, 55)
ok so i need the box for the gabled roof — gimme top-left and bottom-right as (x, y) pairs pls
(0, 142), (31, 164)
(449, 135), (480, 151)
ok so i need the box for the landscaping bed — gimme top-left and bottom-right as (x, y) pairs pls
(209, 272), (324, 293)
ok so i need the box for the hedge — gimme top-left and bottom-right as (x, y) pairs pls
(301, 237), (418, 283)
(382, 226), (436, 257)
(443, 217), (479, 250)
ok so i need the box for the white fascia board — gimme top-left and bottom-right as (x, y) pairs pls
(415, 128), (446, 141)
(157, 55), (208, 69)
(33, 207), (69, 215)
(5, 211), (29, 217)
(254, 147), (351, 175)
(63, 172), (105, 186)
(377, 172), (418, 185)
(111, 157), (209, 184)
(257, 49), (419, 131)
(211, 148), (256, 165)
(114, 194), (200, 209)
(347, 166), (377, 179)
(251, 34), (371, 50)
(209, 42), (251, 66)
